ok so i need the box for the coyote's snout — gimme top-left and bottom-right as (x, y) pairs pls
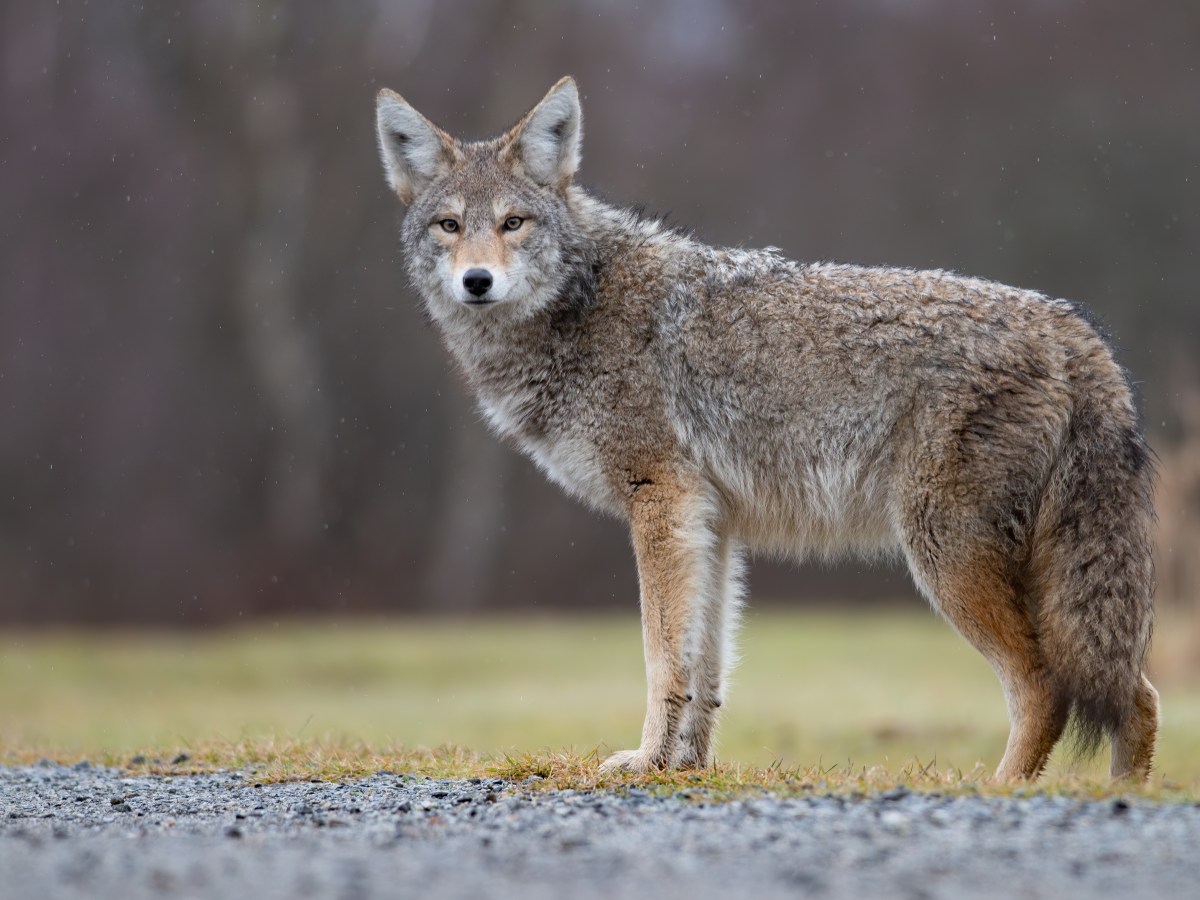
(374, 77), (1159, 782)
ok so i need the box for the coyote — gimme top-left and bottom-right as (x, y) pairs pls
(374, 77), (1158, 781)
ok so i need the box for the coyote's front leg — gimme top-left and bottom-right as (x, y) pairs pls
(601, 476), (719, 774)
(674, 536), (744, 768)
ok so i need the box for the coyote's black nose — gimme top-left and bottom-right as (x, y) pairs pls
(463, 268), (493, 298)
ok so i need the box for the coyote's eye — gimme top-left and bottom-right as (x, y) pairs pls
(438, 219), (459, 234)
(502, 216), (524, 232)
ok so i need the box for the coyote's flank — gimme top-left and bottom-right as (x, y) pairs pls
(373, 77), (1158, 782)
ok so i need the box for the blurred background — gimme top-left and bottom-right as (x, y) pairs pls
(2, 0), (1198, 626)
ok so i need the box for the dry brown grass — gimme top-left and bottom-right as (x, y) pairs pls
(5, 740), (1193, 803)
(4, 610), (1200, 789)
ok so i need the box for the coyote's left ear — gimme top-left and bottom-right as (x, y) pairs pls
(505, 77), (582, 190)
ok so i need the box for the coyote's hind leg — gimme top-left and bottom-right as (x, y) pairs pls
(914, 550), (1068, 781)
(901, 493), (1069, 782)
(1111, 674), (1160, 780)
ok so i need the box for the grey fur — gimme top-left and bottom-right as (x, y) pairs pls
(374, 78), (1158, 781)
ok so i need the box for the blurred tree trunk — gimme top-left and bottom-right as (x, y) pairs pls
(422, 390), (510, 611)
(141, 3), (332, 548)
(229, 6), (330, 546)
(1156, 365), (1200, 611)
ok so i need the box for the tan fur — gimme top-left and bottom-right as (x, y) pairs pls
(374, 78), (1159, 781)
(1111, 676), (1160, 780)
(450, 230), (510, 276)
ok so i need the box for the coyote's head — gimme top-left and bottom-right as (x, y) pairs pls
(375, 77), (584, 320)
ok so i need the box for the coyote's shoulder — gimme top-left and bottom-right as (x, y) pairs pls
(374, 77), (1158, 782)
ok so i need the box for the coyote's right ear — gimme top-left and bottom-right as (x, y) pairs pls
(375, 89), (458, 204)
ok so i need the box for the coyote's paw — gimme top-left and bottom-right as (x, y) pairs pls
(599, 748), (662, 774)
(672, 744), (712, 770)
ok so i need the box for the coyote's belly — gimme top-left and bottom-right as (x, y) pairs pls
(708, 441), (899, 559)
(670, 397), (900, 560)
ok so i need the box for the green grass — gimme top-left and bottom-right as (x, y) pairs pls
(2, 610), (1198, 794)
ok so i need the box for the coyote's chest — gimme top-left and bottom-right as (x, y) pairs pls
(480, 391), (616, 511)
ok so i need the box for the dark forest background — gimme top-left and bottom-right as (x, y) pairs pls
(2, 0), (1197, 624)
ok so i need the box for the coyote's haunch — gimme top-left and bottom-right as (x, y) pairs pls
(374, 77), (1158, 782)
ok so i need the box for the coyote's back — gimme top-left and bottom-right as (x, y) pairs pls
(374, 77), (1158, 781)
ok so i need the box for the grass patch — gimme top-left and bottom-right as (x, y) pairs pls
(5, 741), (1192, 803)
(2, 609), (1198, 796)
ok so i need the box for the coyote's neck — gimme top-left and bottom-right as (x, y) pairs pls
(440, 311), (560, 441)
(433, 190), (691, 445)
(434, 252), (595, 445)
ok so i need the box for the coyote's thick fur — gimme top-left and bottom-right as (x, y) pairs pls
(374, 77), (1158, 781)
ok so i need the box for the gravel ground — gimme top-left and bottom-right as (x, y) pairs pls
(3, 762), (1199, 899)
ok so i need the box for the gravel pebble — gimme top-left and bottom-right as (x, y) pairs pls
(2, 764), (1198, 899)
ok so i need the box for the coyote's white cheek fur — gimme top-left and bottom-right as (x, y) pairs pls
(375, 76), (1159, 783)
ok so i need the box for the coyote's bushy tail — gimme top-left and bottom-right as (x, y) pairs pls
(1030, 383), (1156, 755)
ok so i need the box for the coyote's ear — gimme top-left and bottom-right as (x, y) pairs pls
(375, 89), (458, 204)
(505, 77), (582, 190)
